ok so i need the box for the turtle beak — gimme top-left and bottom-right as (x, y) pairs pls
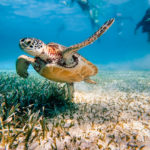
(19, 38), (27, 49)
(19, 42), (26, 49)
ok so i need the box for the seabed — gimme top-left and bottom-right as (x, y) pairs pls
(0, 70), (150, 150)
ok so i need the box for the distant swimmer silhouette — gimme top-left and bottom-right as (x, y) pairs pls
(135, 8), (150, 42)
(70, 0), (100, 29)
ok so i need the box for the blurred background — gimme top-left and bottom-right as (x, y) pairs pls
(0, 0), (150, 70)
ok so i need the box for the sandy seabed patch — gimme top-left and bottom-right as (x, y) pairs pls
(25, 88), (150, 150)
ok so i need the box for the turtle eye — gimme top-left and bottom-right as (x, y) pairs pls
(27, 41), (31, 45)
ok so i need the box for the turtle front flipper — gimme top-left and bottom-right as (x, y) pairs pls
(63, 18), (115, 59)
(16, 55), (35, 78)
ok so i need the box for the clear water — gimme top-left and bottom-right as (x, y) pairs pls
(0, 0), (150, 70)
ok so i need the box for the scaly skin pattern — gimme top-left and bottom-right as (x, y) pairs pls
(35, 42), (66, 64)
(62, 18), (115, 58)
(45, 43), (64, 62)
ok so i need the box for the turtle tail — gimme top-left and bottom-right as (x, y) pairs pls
(63, 18), (115, 58)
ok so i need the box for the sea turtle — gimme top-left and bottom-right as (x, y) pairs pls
(16, 18), (114, 99)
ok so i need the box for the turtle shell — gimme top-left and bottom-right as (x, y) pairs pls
(33, 55), (98, 83)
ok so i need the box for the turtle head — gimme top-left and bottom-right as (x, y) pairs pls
(19, 38), (46, 57)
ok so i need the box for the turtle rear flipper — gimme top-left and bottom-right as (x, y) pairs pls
(16, 55), (35, 78)
(66, 83), (74, 99)
(84, 78), (97, 84)
(63, 18), (115, 59)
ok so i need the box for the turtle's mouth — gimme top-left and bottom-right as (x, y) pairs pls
(19, 42), (33, 51)
(19, 42), (26, 49)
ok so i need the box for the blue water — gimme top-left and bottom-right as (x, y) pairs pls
(1, 2), (150, 148)
(0, 0), (150, 70)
